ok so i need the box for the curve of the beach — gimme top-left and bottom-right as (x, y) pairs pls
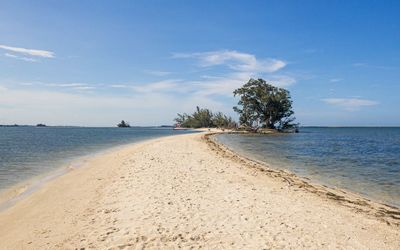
(0, 130), (399, 249)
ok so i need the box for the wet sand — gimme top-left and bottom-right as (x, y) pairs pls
(0, 132), (399, 249)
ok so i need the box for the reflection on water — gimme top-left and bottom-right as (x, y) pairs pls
(216, 127), (400, 207)
(0, 127), (196, 191)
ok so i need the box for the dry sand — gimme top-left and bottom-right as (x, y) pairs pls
(0, 132), (399, 249)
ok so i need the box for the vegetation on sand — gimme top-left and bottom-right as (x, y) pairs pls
(173, 78), (298, 132)
(233, 78), (298, 131)
(174, 107), (237, 129)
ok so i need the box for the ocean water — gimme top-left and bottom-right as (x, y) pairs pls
(0, 126), (196, 191)
(216, 127), (400, 207)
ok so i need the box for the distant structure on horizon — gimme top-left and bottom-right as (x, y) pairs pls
(0, 124), (20, 127)
(117, 120), (130, 128)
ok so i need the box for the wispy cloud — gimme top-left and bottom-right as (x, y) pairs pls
(173, 50), (286, 73)
(329, 78), (343, 82)
(190, 72), (250, 97)
(4, 53), (38, 62)
(1, 47), (291, 124)
(108, 80), (182, 92)
(4, 53), (17, 58)
(131, 80), (180, 93)
(0, 44), (54, 58)
(18, 80), (180, 93)
(110, 84), (129, 88)
(19, 82), (98, 91)
(322, 98), (378, 111)
(352, 62), (397, 70)
(72, 86), (96, 90)
(171, 50), (293, 97)
(145, 70), (172, 76)
(190, 73), (296, 97)
(267, 75), (296, 88)
(45, 83), (88, 88)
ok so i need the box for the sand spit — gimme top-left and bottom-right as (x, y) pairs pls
(0, 132), (399, 249)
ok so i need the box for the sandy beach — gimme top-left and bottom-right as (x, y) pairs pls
(0, 131), (399, 249)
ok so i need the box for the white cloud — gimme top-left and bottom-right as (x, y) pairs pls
(20, 80), (181, 93)
(145, 70), (172, 76)
(171, 50), (293, 97)
(0, 44), (54, 58)
(4, 53), (37, 62)
(266, 75), (296, 88)
(72, 86), (96, 91)
(322, 98), (378, 111)
(173, 50), (286, 73)
(192, 72), (251, 97)
(329, 78), (343, 82)
(131, 80), (180, 93)
(110, 84), (129, 88)
(20, 57), (37, 62)
(4, 53), (17, 58)
(190, 73), (296, 97)
(45, 83), (88, 88)
(15, 82), (98, 91)
(55, 80), (184, 93)
(0, 49), (293, 125)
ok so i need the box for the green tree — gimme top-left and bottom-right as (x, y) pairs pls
(174, 107), (236, 129)
(191, 106), (213, 128)
(174, 113), (188, 126)
(212, 112), (237, 129)
(233, 78), (297, 130)
(175, 107), (213, 128)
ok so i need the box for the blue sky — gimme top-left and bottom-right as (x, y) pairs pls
(0, 1), (399, 126)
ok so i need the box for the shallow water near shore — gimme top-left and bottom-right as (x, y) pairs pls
(216, 127), (400, 207)
(0, 126), (196, 192)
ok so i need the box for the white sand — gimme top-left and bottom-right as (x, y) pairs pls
(0, 132), (399, 249)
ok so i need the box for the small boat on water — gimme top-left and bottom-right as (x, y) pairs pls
(173, 124), (190, 130)
(173, 127), (190, 130)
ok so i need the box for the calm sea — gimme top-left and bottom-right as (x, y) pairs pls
(216, 127), (400, 207)
(0, 126), (195, 191)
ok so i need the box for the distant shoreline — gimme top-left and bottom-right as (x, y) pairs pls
(2, 124), (400, 128)
(0, 125), (177, 128)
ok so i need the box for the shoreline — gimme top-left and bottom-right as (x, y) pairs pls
(216, 129), (400, 208)
(206, 133), (400, 225)
(0, 131), (198, 212)
(0, 140), (126, 211)
(0, 132), (399, 249)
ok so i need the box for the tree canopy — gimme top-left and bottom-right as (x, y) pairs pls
(174, 107), (236, 129)
(233, 78), (297, 131)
